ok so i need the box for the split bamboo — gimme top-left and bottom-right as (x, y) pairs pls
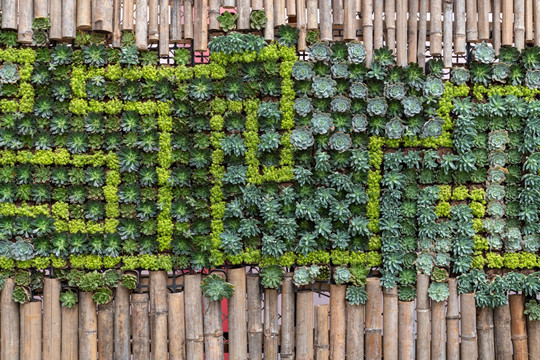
(296, 0), (307, 51)
(208, 0), (220, 30)
(431, 299), (446, 360)
(228, 268), (248, 360)
(275, 0), (286, 26)
(76, 0), (92, 29)
(307, 0), (318, 30)
(148, 0), (159, 42)
(20, 301), (42, 360)
(185, 274), (204, 360)
(502, 0), (514, 45)
(366, 277), (382, 360)
(446, 279), (459, 360)
(362, 0), (374, 65)
(373, 0), (383, 48)
(330, 285), (346, 360)
(247, 275), (263, 360)
(477, 307), (495, 360)
(264, 0), (275, 41)
(417, 274), (431, 360)
(61, 304), (78, 360)
(184, 0), (194, 39)
(528, 318), (540, 359)
(396, 0), (408, 66)
(135, 0), (149, 49)
(455, 0), (466, 53)
(170, 0), (183, 42)
(509, 294), (528, 360)
(203, 296), (224, 360)
(122, 0), (134, 30)
(320, 0), (333, 41)
(131, 294), (150, 360)
(346, 301), (365, 359)
(43, 279), (61, 360)
(460, 293), (477, 359)
(18, 0), (33, 44)
(97, 302), (114, 360)
(334, 0), (345, 24)
(494, 0), (502, 53)
(114, 285), (131, 360)
(168, 292), (186, 360)
(417, 0), (428, 67)
(62, 0), (77, 39)
(515, 0), (526, 49)
(386, 0), (396, 51)
(296, 291), (314, 360)
(193, 0), (208, 51)
(408, 0), (419, 63)
(478, 0), (490, 39)
(281, 273), (295, 360)
(466, 0), (478, 41)
(383, 287), (398, 360)
(314, 304), (329, 360)
(264, 289), (279, 359)
(493, 304), (512, 360)
(430, 0), (443, 56)
(112, 0), (121, 46)
(535, 0), (540, 45)
(237, 0), (250, 29)
(150, 271), (168, 360)
(344, 0), (357, 40)
(49, 0), (62, 40)
(92, 0), (113, 32)
(527, 0), (534, 41)
(398, 301), (415, 360)
(158, 0), (169, 57)
(79, 292), (98, 360)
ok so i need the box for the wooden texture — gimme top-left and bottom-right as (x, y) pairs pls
(333, 0), (344, 24)
(131, 294), (150, 360)
(203, 297), (224, 360)
(417, 0), (428, 67)
(315, 305), (329, 360)
(185, 274), (204, 360)
(275, 0), (286, 26)
(344, 0), (357, 40)
(114, 285), (131, 360)
(237, 0), (250, 29)
(150, 271), (168, 360)
(168, 293), (186, 360)
(76, 0), (92, 29)
(417, 274), (431, 360)
(477, 307), (495, 360)
(502, 0), (514, 45)
(430, 0), (443, 55)
(43, 279), (62, 360)
(373, 0), (383, 48)
(329, 285), (346, 359)
(446, 279), (459, 360)
(228, 268), (248, 360)
(1, 0), (17, 29)
(193, 0), (208, 51)
(264, 0), (275, 41)
(383, 287), (398, 360)
(49, 0), (62, 40)
(396, 0), (408, 66)
(307, 0), (318, 30)
(362, 0), (374, 65)
(252, 0), (263, 10)
(527, 0), (534, 41)
(443, 0), (453, 67)
(79, 292), (97, 360)
(223, 0), (235, 7)
(455, 0), (466, 53)
(431, 300), (446, 360)
(264, 289), (279, 359)
(509, 294), (528, 360)
(466, 0), (478, 41)
(210, 0), (224, 30)
(460, 293), (477, 359)
(493, 304), (512, 360)
(386, 0), (396, 51)
(296, 291), (314, 360)
(247, 275), (263, 360)
(34, 0), (47, 17)
(366, 277), (382, 360)
(478, 0), (490, 39)
(20, 301), (41, 360)
(320, 0), (333, 41)
(494, 0), (502, 53)
(92, 0), (113, 32)
(170, 0), (183, 41)
(135, 0), (149, 49)
(398, 301), (415, 360)
(112, 0), (122, 46)
(61, 305), (78, 360)
(347, 302), (365, 359)
(122, 0), (134, 30)
(158, 0), (169, 56)
(17, 0), (33, 43)
(408, 0), (419, 63)
(97, 302), (114, 360)
(148, 0), (159, 42)
(62, 0), (77, 39)
(296, 0), (307, 51)
(535, 0), (540, 45)
(281, 273), (295, 360)
(528, 318), (540, 359)
(184, 0), (194, 39)
(515, 0), (526, 49)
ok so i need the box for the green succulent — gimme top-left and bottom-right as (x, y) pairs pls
(12, 286), (30, 304)
(260, 265), (284, 289)
(312, 76), (337, 98)
(218, 11), (238, 32)
(347, 42), (366, 64)
(0, 62), (19, 84)
(201, 274), (235, 301)
(450, 67), (470, 85)
(308, 42), (332, 62)
(329, 132), (352, 152)
(290, 128), (315, 150)
(250, 10), (267, 30)
(60, 289), (78, 308)
(173, 48), (191, 66)
(276, 25), (299, 47)
(473, 42), (495, 63)
(92, 287), (113, 305)
(428, 282), (449, 302)
(346, 285), (368, 305)
(292, 61), (314, 81)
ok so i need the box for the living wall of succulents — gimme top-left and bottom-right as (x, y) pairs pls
(0, 26), (539, 310)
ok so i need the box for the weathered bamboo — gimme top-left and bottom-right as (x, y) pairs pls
(417, 0), (428, 67)
(296, 291), (314, 360)
(477, 0), (490, 39)
(535, 0), (540, 45)
(135, 0), (149, 49)
(307, 0), (318, 30)
(362, 0), (374, 65)
(509, 294), (528, 360)
(417, 274), (430, 360)
(237, 0), (250, 29)
(502, 0), (514, 45)
(158, 0), (169, 56)
(432, 299), (446, 360)
(150, 271), (168, 360)
(386, 0), (396, 51)
(296, 0), (307, 51)
(285, 0), (296, 16)
(253, 0), (263, 10)
(344, 0), (357, 40)
(334, 0), (344, 24)
(347, 301), (365, 359)
(1, 0), (17, 29)
(275, 0), (286, 26)
(148, 0), (159, 42)
(527, 0), (534, 41)
(170, 0), (183, 41)
(184, 0), (194, 39)
(329, 285), (346, 359)
(247, 275), (263, 360)
(528, 318), (540, 359)
(373, 0), (383, 48)
(494, 0), (502, 53)
(34, 0), (47, 17)
(76, 0), (92, 29)
(320, 0), (333, 41)
(315, 304), (329, 360)
(455, 0), (466, 53)
(168, 292), (186, 360)
(92, 0), (113, 32)
(228, 268), (248, 360)
(398, 300), (415, 360)
(493, 304), (512, 360)
(461, 293), (477, 359)
(185, 274), (204, 360)
(446, 279), (459, 360)
(48, 0), (62, 41)
(131, 294), (150, 360)
(61, 304), (78, 360)
(112, 0), (122, 46)
(515, 0), (526, 49)
(18, 0), (33, 43)
(281, 273), (295, 360)
(203, 296), (224, 360)
(366, 277), (382, 360)
(383, 287), (398, 360)
(20, 301), (42, 360)
(396, 0), (408, 66)
(122, 0), (134, 30)
(79, 292), (97, 360)
(62, 0), (77, 39)
(43, 279), (61, 360)
(264, 289), (279, 359)
(264, 0), (275, 41)
(430, 0), (443, 55)
(193, 0), (208, 51)
(223, 0), (235, 7)
(97, 302), (114, 360)
(477, 307), (495, 360)
(408, 0), (419, 63)
(443, 0), (453, 67)
(466, 0), (478, 41)
(114, 285), (131, 360)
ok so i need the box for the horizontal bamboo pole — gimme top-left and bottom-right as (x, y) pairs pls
(509, 294), (528, 360)
(2, 279), (20, 360)
(43, 279), (61, 360)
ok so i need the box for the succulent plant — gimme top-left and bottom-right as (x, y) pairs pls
(331, 62), (349, 78)
(12, 286), (30, 304)
(488, 130), (510, 151)
(93, 287), (113, 305)
(0, 62), (19, 84)
(250, 10), (267, 30)
(276, 24), (300, 47)
(121, 273), (138, 290)
(346, 285), (368, 305)
(334, 266), (351, 285)
(526, 70), (540, 88)
(367, 97), (388, 117)
(385, 117), (405, 139)
(350, 82), (368, 99)
(293, 266), (319, 286)
(401, 96), (423, 117)
(492, 63), (510, 82)
(306, 29), (320, 45)
(11, 238), (34, 261)
(201, 274), (235, 301)
(330, 96), (351, 112)
(525, 300), (540, 321)
(294, 97), (313, 117)
(351, 114), (368, 132)
(473, 42), (495, 63)
(218, 11), (238, 32)
(312, 76), (337, 98)
(310, 112), (334, 134)
(384, 83), (406, 100)
(422, 117), (444, 138)
(450, 67), (470, 85)
(290, 128), (315, 150)
(347, 42), (367, 63)
(308, 42), (332, 62)
(428, 282), (450, 302)
(423, 76), (445, 98)
(431, 268), (449, 283)
(60, 289), (78, 308)
(329, 132), (352, 152)
(292, 61), (314, 81)
(260, 265), (284, 289)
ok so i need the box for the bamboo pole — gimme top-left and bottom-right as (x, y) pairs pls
(43, 279), (61, 360)
(408, 0), (419, 63)
(287, 0), (296, 15)
(237, 0), (250, 29)
(158, 0), (169, 56)
(135, 0), (148, 49)
(148, 0), (159, 42)
(432, 299), (447, 360)
(466, 0), (478, 41)
(61, 304), (78, 360)
(399, 300), (415, 360)
(131, 294), (150, 360)
(62, 0), (77, 39)
(446, 279), (459, 360)
(347, 301), (365, 359)
(281, 273), (295, 360)
(112, 0), (121, 46)
(1, 0), (17, 29)
(114, 285), (131, 360)
(334, 0), (344, 24)
(193, 0), (208, 51)
(34, 0), (47, 17)
(264, 0), (275, 41)
(515, 0), (526, 49)
(494, 0), (502, 53)
(296, 0), (307, 51)
(122, 0), (134, 30)
(477, 307), (495, 360)
(228, 268), (248, 360)
(184, 0), (194, 39)
(502, 0), (514, 45)
(526, 0), (534, 41)
(79, 292), (97, 360)
(430, 0), (443, 55)
(203, 296), (224, 360)
(185, 274), (204, 360)
(362, 0), (374, 65)
(307, 0), (318, 30)
(92, 0), (113, 32)
(264, 289), (279, 359)
(461, 293), (477, 359)
(383, 287), (398, 360)
(168, 293), (186, 360)
(396, 0), (408, 66)
(170, 0), (183, 41)
(373, 0), (383, 48)
(478, 0), (490, 39)
(366, 278), (382, 360)
(455, 0), (466, 53)
(443, 0), (453, 67)
(20, 301), (42, 360)
(417, 0), (428, 68)
(275, 0), (286, 26)
(315, 305), (329, 360)
(253, 0), (263, 10)
(509, 294), (528, 360)
(344, 0), (357, 40)
(417, 274), (430, 360)
(535, 0), (540, 45)
(223, 0), (234, 7)
(150, 271), (168, 360)
(18, 0), (33, 43)
(76, 0), (91, 29)
(320, 0), (333, 41)
(97, 302), (114, 360)
(528, 318), (540, 359)
(296, 291), (314, 360)
(49, 0), (62, 40)
(247, 275), (263, 360)
(386, 0), (396, 51)
(493, 304), (512, 360)
(329, 285), (346, 359)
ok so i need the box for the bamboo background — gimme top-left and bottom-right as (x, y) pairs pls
(1, 269), (539, 359)
(3, 0), (540, 66)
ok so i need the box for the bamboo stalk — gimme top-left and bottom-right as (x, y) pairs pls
(417, 274), (430, 360)
(203, 296), (224, 360)
(373, 0), (383, 48)
(170, 0), (183, 42)
(49, 0), (62, 40)
(494, 0), (502, 53)
(264, 0), (275, 41)
(122, 0), (134, 30)
(114, 285), (131, 360)
(430, 0), (443, 55)
(493, 304), (512, 360)
(466, 0), (478, 41)
(386, 0), (396, 51)
(455, 0), (466, 53)
(237, 0), (250, 29)
(247, 275), (263, 360)
(431, 299), (446, 360)
(334, 0), (345, 24)
(344, 0), (357, 40)
(228, 268), (248, 360)
(223, 0), (235, 7)
(296, 291), (314, 360)
(168, 293), (186, 360)
(408, 0), (419, 63)
(296, 0), (307, 51)
(150, 271), (168, 360)
(446, 279), (459, 360)
(478, 0), (490, 39)
(362, 0), (374, 65)
(502, 0), (514, 45)
(275, 0), (286, 26)
(1, 0), (17, 29)
(477, 307), (495, 360)
(383, 287), (398, 360)
(509, 294), (528, 360)
(366, 277), (382, 359)
(97, 302), (114, 359)
(92, 0), (113, 32)
(396, 0), (408, 66)
(528, 318), (540, 359)
(307, 0), (318, 30)
(18, 0), (33, 43)
(417, 0), (428, 68)
(443, 0), (453, 67)
(20, 301), (42, 360)
(62, 0), (76, 39)
(264, 289), (279, 359)
(34, 0), (47, 17)
(135, 0), (148, 49)
(320, 0), (333, 41)
(148, 0), (159, 42)
(112, 0), (121, 46)
(315, 305), (329, 360)
(76, 0), (91, 29)
(515, 0), (526, 49)
(461, 293), (477, 359)
(61, 304), (78, 360)
(527, 0), (534, 41)
(281, 273), (295, 360)
(347, 301), (365, 359)
(158, 0), (169, 56)
(193, 0), (208, 51)
(535, 0), (540, 45)
(43, 279), (61, 360)
(287, 0), (296, 16)
(131, 294), (150, 360)
(185, 274), (204, 360)
(253, 0), (263, 10)
(329, 285), (346, 359)
(79, 292), (97, 360)
(184, 0), (194, 39)
(399, 301), (415, 360)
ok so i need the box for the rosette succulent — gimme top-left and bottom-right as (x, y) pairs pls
(290, 128), (315, 150)
(385, 117), (405, 139)
(334, 266), (351, 285)
(329, 132), (352, 152)
(294, 97), (313, 117)
(351, 114), (368, 132)
(201, 274), (235, 301)
(350, 82), (368, 99)
(422, 118), (444, 138)
(292, 61), (314, 81)
(310, 112), (334, 134)
(473, 42), (495, 63)
(330, 96), (351, 112)
(250, 10), (267, 30)
(308, 42), (332, 62)
(276, 25), (299, 47)
(384, 83), (406, 100)
(423, 76), (445, 98)
(0, 62), (19, 84)
(367, 97), (388, 116)
(346, 286), (368, 305)
(428, 282), (450, 302)
(450, 67), (470, 85)
(347, 42), (366, 63)
(217, 11), (238, 32)
(526, 70), (540, 88)
(331, 62), (349, 78)
(260, 265), (284, 289)
(492, 63), (510, 82)
(312, 76), (337, 98)
(401, 96), (423, 117)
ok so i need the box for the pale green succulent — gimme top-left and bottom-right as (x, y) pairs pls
(421, 118), (444, 138)
(201, 274), (235, 301)
(331, 62), (349, 78)
(0, 62), (20, 84)
(350, 82), (368, 99)
(290, 128), (315, 150)
(294, 97), (313, 117)
(385, 117), (405, 139)
(330, 96), (351, 112)
(526, 70), (540, 88)
(473, 42), (495, 64)
(423, 76), (445, 98)
(450, 67), (470, 85)
(260, 265), (284, 289)
(312, 76), (337, 98)
(367, 97), (388, 116)
(346, 285), (368, 305)
(401, 96), (423, 117)
(310, 112), (334, 134)
(351, 114), (368, 132)
(292, 61), (314, 81)
(347, 42), (366, 64)
(308, 42), (332, 62)
(428, 282), (449, 302)
(384, 83), (406, 100)
(329, 132), (352, 152)
(492, 63), (510, 82)
(334, 266), (351, 285)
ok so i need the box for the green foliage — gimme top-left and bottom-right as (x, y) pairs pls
(201, 274), (235, 301)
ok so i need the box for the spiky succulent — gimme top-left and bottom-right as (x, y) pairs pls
(201, 274), (235, 301)
(60, 289), (78, 308)
(276, 25), (299, 47)
(260, 265), (284, 289)
(346, 285), (368, 305)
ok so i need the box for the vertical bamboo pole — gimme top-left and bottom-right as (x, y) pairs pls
(307, 0), (318, 30)
(247, 275), (263, 360)
(432, 299), (447, 360)
(461, 293), (477, 359)
(344, 0), (357, 40)
(203, 296), (224, 360)
(185, 274), (204, 360)
(168, 293), (186, 360)
(170, 0), (183, 41)
(399, 300), (415, 360)
(493, 304), (512, 360)
(373, 0), (383, 48)
(417, 274), (431, 360)
(238, 0), (250, 29)
(131, 294), (150, 360)
(315, 304), (329, 360)
(396, 0), (408, 66)
(466, 0), (478, 41)
(366, 278), (382, 360)
(34, 0), (47, 17)
(296, 291), (314, 360)
(446, 279), (459, 360)
(253, 0), (263, 10)
(296, 0), (307, 51)
(478, 0), (490, 39)
(112, 0), (122, 46)
(528, 318), (540, 359)
(515, 0), (526, 49)
(264, 0), (275, 41)
(114, 285), (131, 360)
(386, 0), (396, 51)
(92, 0), (113, 32)
(502, 0), (514, 45)
(430, 0), (443, 55)
(148, 0), (159, 42)
(281, 273), (295, 360)
(49, 0), (62, 40)
(526, 0), (534, 41)
(443, 0), (453, 67)
(62, 304), (78, 360)
(228, 268), (248, 360)
(79, 292), (97, 360)
(455, 0), (466, 53)
(329, 285), (346, 359)
(20, 301), (42, 360)
(275, 0), (286, 26)
(1, 0), (17, 29)
(383, 287), (398, 360)
(347, 301), (365, 359)
(334, 0), (344, 24)
(122, 0), (134, 30)
(320, 0), (333, 41)
(287, 0), (296, 16)
(417, 0), (428, 68)
(264, 289), (279, 359)
(135, 0), (149, 49)
(18, 0), (33, 43)
(193, 0), (208, 51)
(76, 0), (92, 29)
(535, 0), (540, 45)
(184, 0), (194, 39)
(62, 0), (77, 39)
(477, 307), (495, 360)
(362, 0), (374, 65)
(158, 0), (169, 56)
(509, 294), (528, 360)
(494, 0), (502, 53)
(150, 271), (168, 360)
(43, 279), (61, 360)
(97, 302), (114, 360)
(408, 0), (419, 63)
